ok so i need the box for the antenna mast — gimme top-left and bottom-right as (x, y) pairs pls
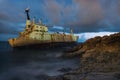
(25, 8), (30, 20)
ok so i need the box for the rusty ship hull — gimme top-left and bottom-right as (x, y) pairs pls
(8, 34), (78, 48)
(9, 40), (77, 48)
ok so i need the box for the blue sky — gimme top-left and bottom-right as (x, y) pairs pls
(0, 0), (119, 41)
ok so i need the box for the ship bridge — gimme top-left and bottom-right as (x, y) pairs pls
(32, 24), (48, 32)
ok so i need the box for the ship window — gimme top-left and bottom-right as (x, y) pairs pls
(35, 30), (39, 32)
(28, 25), (31, 28)
(36, 26), (39, 28)
(40, 30), (42, 32)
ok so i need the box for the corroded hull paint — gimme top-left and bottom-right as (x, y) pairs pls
(8, 34), (78, 48)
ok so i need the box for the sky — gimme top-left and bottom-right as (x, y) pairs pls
(0, 0), (120, 41)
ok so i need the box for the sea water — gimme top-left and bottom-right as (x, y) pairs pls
(0, 42), (79, 80)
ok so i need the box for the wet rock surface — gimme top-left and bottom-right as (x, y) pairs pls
(54, 32), (120, 80)
(64, 32), (120, 71)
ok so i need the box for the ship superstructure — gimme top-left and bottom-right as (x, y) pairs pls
(8, 8), (78, 48)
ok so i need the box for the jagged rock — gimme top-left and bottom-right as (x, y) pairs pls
(64, 32), (120, 72)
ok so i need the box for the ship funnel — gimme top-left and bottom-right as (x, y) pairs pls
(25, 8), (30, 20)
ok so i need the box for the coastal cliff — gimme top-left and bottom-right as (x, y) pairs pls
(65, 32), (120, 71)
(59, 32), (120, 80)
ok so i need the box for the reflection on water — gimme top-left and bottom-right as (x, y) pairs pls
(0, 42), (79, 80)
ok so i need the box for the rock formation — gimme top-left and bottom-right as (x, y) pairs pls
(64, 32), (120, 72)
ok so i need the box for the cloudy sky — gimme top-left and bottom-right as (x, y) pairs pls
(0, 0), (119, 41)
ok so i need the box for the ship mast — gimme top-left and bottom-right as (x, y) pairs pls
(39, 19), (42, 25)
(25, 8), (31, 29)
(70, 28), (73, 35)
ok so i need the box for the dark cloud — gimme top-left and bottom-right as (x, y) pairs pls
(42, 0), (120, 32)
(0, 22), (20, 34)
(0, 0), (120, 36)
(0, 13), (10, 21)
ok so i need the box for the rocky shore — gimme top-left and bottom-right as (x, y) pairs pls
(46, 32), (120, 80)
(23, 32), (120, 80)
(65, 32), (120, 71)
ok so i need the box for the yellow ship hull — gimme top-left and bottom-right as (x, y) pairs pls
(8, 34), (78, 48)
